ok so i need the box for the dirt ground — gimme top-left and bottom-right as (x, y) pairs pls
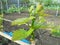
(3, 10), (60, 45)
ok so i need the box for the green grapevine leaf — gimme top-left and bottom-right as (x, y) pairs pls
(34, 22), (47, 29)
(51, 26), (60, 37)
(12, 28), (34, 40)
(33, 16), (47, 29)
(36, 4), (43, 12)
(29, 5), (34, 13)
(39, 16), (46, 23)
(0, 15), (3, 30)
(11, 16), (35, 26)
(12, 29), (27, 40)
(34, 22), (41, 29)
(0, 17), (3, 25)
(26, 28), (34, 37)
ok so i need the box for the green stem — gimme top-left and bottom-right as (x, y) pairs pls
(31, 17), (36, 40)
(26, 28), (34, 37)
(31, 18), (35, 28)
(31, 32), (35, 40)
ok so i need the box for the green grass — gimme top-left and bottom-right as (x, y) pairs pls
(44, 6), (60, 10)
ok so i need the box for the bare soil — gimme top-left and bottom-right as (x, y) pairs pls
(3, 10), (60, 45)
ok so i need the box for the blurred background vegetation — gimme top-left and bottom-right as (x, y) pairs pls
(0, 0), (60, 14)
